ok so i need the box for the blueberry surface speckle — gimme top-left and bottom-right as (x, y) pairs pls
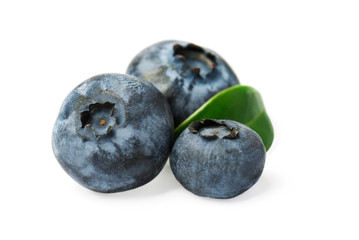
(52, 73), (174, 193)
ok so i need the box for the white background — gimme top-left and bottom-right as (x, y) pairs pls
(1, 0), (358, 239)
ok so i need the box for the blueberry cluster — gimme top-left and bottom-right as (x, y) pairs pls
(52, 40), (269, 199)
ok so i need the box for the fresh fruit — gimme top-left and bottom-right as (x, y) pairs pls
(127, 40), (239, 127)
(52, 73), (174, 193)
(170, 119), (266, 199)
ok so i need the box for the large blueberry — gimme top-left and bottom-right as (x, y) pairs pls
(170, 119), (265, 199)
(52, 74), (174, 193)
(127, 40), (239, 127)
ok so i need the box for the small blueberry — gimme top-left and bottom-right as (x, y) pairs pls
(170, 119), (266, 199)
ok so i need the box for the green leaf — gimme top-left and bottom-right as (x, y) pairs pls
(174, 85), (274, 151)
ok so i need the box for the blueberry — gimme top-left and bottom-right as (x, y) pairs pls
(170, 119), (265, 199)
(52, 74), (174, 193)
(127, 40), (239, 127)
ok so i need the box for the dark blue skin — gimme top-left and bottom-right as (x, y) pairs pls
(52, 74), (174, 193)
(127, 40), (239, 127)
(170, 119), (265, 199)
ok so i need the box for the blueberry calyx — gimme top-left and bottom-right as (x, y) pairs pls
(80, 102), (117, 138)
(173, 43), (217, 79)
(188, 119), (239, 140)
